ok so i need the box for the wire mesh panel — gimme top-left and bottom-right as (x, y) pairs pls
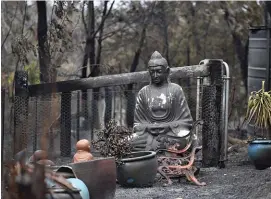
(60, 92), (72, 157)
(202, 85), (220, 166)
(10, 73), (208, 168)
(14, 71), (29, 155)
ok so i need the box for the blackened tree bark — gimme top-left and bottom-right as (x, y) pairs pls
(81, 2), (89, 131)
(80, 1), (114, 132)
(37, 1), (51, 83)
(160, 2), (170, 65)
(97, 1), (113, 126)
(126, 3), (155, 128)
(266, 1), (271, 18)
(220, 2), (248, 91)
(126, 24), (148, 128)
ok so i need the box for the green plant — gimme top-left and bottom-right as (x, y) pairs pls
(91, 120), (133, 163)
(245, 81), (271, 130)
(24, 61), (40, 85)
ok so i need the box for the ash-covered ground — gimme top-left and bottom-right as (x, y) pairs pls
(115, 147), (271, 199)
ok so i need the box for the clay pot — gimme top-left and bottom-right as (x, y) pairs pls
(37, 159), (55, 166)
(28, 150), (55, 166)
(29, 150), (48, 162)
(117, 151), (158, 187)
(248, 139), (271, 170)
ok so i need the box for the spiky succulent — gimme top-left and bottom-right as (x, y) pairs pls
(245, 81), (271, 129)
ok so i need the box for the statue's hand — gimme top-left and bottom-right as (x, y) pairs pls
(130, 133), (148, 151)
(147, 124), (170, 135)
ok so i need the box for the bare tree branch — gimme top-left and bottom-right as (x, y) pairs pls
(21, 2), (28, 35)
(91, 0), (115, 39)
(96, 1), (109, 65)
(81, 1), (88, 35)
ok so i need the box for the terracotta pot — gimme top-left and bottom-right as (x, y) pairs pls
(248, 139), (271, 170)
(117, 151), (158, 187)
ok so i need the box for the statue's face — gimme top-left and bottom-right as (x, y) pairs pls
(148, 65), (169, 86)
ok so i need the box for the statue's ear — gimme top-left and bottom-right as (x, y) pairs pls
(166, 67), (170, 74)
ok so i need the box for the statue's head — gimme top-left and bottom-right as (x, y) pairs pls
(76, 139), (91, 152)
(148, 51), (170, 86)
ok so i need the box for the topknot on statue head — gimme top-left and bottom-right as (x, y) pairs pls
(148, 51), (169, 68)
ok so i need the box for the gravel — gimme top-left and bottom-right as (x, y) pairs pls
(115, 148), (271, 199)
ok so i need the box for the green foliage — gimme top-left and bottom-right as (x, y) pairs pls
(7, 72), (14, 86)
(24, 61), (40, 84)
(245, 81), (271, 129)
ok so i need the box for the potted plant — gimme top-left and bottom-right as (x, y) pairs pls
(245, 81), (271, 169)
(91, 120), (158, 187)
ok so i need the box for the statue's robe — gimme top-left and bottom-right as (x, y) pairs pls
(132, 83), (193, 151)
(73, 150), (93, 163)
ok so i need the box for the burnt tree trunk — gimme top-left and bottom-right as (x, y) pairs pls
(126, 23), (148, 128)
(97, 1), (113, 125)
(37, 1), (53, 83)
(220, 2), (248, 91)
(160, 1), (170, 65)
(87, 1), (100, 135)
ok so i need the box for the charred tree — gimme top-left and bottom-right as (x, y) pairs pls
(126, 3), (155, 128)
(37, 1), (53, 83)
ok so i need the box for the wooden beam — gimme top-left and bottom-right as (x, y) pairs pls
(28, 64), (209, 96)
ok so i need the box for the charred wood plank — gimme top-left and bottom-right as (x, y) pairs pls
(28, 65), (209, 96)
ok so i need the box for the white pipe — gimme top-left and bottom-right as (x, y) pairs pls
(220, 73), (226, 162)
(222, 62), (230, 162)
(196, 77), (201, 146)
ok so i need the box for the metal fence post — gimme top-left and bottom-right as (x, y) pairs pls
(76, 91), (80, 141)
(60, 92), (71, 157)
(33, 97), (38, 152)
(14, 71), (29, 155)
(201, 59), (224, 167)
(2, 88), (5, 173)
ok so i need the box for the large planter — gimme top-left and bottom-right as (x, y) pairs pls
(57, 157), (116, 199)
(248, 139), (271, 170)
(117, 151), (158, 187)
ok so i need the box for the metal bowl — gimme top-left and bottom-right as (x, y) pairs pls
(117, 151), (158, 187)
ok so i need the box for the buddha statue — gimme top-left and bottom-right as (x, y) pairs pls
(131, 51), (193, 151)
(73, 139), (94, 163)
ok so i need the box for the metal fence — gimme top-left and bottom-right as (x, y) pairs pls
(2, 60), (230, 167)
(13, 78), (198, 158)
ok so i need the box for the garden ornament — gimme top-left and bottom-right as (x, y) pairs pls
(131, 51), (193, 151)
(73, 139), (94, 163)
(28, 150), (55, 166)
